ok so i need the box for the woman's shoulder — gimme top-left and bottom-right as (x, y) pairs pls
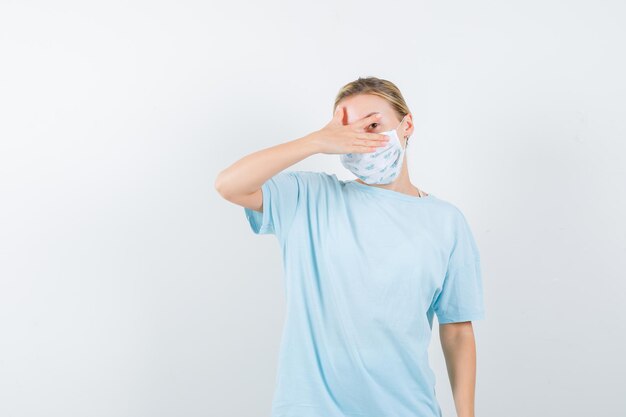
(282, 170), (341, 186)
(286, 169), (336, 178)
(431, 198), (481, 243)
(428, 194), (462, 212)
(423, 193), (473, 223)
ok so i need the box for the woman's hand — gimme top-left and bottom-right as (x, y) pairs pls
(308, 106), (391, 155)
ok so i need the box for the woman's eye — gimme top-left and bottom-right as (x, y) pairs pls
(369, 123), (379, 129)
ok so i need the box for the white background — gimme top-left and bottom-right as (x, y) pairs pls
(1, 1), (625, 416)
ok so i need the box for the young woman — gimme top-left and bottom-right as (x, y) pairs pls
(215, 76), (486, 417)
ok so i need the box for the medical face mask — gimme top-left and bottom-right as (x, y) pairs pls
(340, 115), (408, 184)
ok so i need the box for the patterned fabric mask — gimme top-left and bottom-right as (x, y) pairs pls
(340, 115), (407, 184)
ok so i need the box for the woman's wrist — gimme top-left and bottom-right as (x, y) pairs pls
(297, 131), (323, 156)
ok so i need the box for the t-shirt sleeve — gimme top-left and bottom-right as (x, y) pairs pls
(432, 210), (486, 324)
(243, 170), (308, 240)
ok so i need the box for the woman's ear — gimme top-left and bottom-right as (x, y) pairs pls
(402, 114), (414, 147)
(404, 113), (414, 137)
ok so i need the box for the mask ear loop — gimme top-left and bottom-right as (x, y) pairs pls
(396, 114), (409, 149)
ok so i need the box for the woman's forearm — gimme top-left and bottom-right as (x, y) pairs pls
(439, 322), (478, 417)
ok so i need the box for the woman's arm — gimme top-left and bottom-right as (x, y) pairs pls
(439, 321), (479, 417)
(214, 134), (319, 211)
(214, 108), (388, 211)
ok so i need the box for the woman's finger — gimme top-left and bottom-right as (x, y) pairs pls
(351, 139), (388, 148)
(350, 145), (378, 153)
(357, 139), (390, 148)
(356, 133), (390, 141)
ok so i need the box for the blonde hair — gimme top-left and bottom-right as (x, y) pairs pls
(333, 76), (411, 124)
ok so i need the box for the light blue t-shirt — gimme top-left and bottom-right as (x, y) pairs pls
(244, 170), (485, 417)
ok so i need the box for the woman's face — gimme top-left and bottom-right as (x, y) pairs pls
(336, 94), (413, 141)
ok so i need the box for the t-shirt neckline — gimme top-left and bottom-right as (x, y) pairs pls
(346, 180), (436, 203)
